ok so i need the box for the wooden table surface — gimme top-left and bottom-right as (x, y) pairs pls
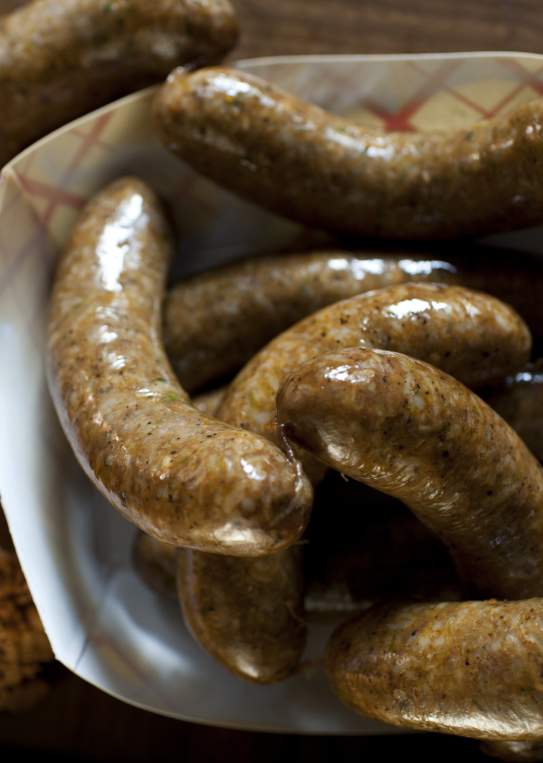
(1, 0), (541, 760)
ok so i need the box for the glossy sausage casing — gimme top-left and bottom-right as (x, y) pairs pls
(177, 547), (306, 684)
(155, 67), (543, 240)
(165, 247), (543, 393)
(326, 599), (543, 741)
(165, 251), (460, 392)
(218, 282), (531, 450)
(278, 348), (543, 599)
(0, 0), (238, 166)
(47, 177), (312, 555)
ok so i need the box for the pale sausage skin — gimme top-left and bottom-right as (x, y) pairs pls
(277, 348), (543, 600)
(164, 248), (543, 394)
(155, 67), (543, 240)
(326, 599), (543, 741)
(47, 177), (312, 556)
(217, 283), (531, 451)
(0, 0), (238, 166)
(486, 362), (543, 463)
(177, 547), (306, 684)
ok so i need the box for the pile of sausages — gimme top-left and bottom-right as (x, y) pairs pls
(4, 0), (541, 755)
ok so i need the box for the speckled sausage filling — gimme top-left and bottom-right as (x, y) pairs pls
(278, 348), (543, 599)
(47, 177), (312, 556)
(177, 546), (306, 684)
(326, 599), (543, 741)
(182, 283), (529, 681)
(155, 66), (543, 240)
(164, 248), (543, 394)
(217, 283), (531, 451)
(0, 0), (238, 165)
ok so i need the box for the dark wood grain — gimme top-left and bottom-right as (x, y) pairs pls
(233, 0), (541, 58)
(1, 0), (540, 760)
(0, 670), (490, 763)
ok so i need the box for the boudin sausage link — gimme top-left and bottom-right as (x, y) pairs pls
(177, 546), (306, 684)
(326, 599), (543, 741)
(277, 348), (543, 599)
(217, 283), (531, 453)
(189, 284), (529, 680)
(155, 66), (543, 240)
(47, 177), (312, 556)
(165, 251), (461, 392)
(164, 247), (543, 394)
(0, 0), (238, 166)
(164, 246), (543, 391)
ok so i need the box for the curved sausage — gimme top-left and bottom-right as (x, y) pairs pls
(132, 531), (177, 599)
(136, 384), (306, 683)
(177, 546), (306, 684)
(177, 382), (304, 683)
(0, 0), (238, 166)
(164, 247), (543, 393)
(278, 347), (543, 599)
(165, 251), (459, 392)
(184, 284), (528, 681)
(326, 599), (543, 741)
(217, 283), (531, 450)
(155, 66), (543, 240)
(486, 362), (543, 462)
(47, 177), (312, 555)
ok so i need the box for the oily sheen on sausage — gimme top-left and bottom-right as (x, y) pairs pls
(155, 67), (543, 240)
(0, 0), (238, 166)
(47, 177), (311, 556)
(277, 348), (543, 599)
(326, 599), (543, 741)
